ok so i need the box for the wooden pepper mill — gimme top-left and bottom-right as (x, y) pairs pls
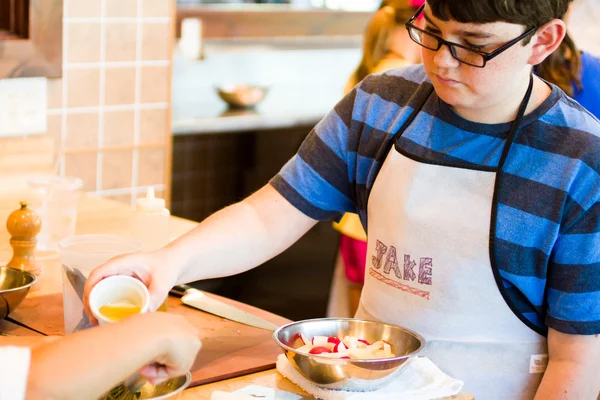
(6, 201), (43, 289)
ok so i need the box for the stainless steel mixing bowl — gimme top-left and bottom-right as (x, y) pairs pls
(0, 266), (37, 320)
(273, 318), (425, 390)
(215, 84), (268, 108)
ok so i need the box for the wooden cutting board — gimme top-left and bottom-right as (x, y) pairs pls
(8, 291), (290, 388)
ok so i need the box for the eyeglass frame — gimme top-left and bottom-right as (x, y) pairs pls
(405, 4), (538, 68)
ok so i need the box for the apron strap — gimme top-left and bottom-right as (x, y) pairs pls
(489, 73), (544, 336)
(497, 73), (535, 171)
(393, 85), (435, 143)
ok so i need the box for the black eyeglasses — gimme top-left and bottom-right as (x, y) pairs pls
(405, 5), (537, 68)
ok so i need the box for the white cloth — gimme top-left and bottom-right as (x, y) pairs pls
(0, 346), (30, 400)
(276, 354), (463, 400)
(357, 136), (546, 399)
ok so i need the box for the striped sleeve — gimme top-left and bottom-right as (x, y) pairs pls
(269, 87), (358, 221)
(546, 199), (600, 335)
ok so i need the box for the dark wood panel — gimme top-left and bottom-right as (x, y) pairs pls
(176, 6), (371, 39)
(171, 128), (339, 321)
(0, 0), (62, 78)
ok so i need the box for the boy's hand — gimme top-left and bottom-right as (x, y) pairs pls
(83, 249), (179, 324)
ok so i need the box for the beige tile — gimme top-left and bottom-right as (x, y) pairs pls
(46, 114), (63, 149)
(104, 193), (133, 206)
(47, 79), (63, 109)
(105, 23), (137, 62)
(137, 147), (165, 186)
(140, 109), (168, 144)
(65, 113), (99, 150)
(103, 110), (135, 147)
(142, 23), (172, 61)
(143, 0), (172, 18)
(107, 0), (139, 17)
(102, 150), (133, 189)
(140, 66), (169, 103)
(67, 0), (102, 17)
(104, 67), (136, 106)
(65, 152), (98, 192)
(67, 23), (101, 63)
(67, 69), (100, 108)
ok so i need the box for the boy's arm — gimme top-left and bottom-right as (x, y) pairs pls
(171, 183), (319, 285)
(534, 328), (600, 400)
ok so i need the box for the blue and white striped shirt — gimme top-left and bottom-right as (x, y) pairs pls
(271, 65), (600, 336)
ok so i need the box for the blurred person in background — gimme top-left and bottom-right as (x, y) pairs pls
(537, 7), (600, 119)
(328, 0), (425, 318)
(566, 0), (600, 57)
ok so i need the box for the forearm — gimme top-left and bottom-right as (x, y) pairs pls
(534, 329), (600, 400)
(168, 184), (317, 285)
(534, 359), (598, 400)
(27, 319), (165, 400)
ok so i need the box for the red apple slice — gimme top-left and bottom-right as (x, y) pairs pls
(300, 333), (309, 345)
(357, 339), (371, 347)
(333, 341), (348, 353)
(309, 346), (332, 355)
(327, 337), (341, 345)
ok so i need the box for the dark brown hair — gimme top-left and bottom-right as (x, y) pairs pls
(427, 0), (581, 96)
(426, 0), (572, 27)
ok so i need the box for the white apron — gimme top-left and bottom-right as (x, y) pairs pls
(356, 79), (547, 399)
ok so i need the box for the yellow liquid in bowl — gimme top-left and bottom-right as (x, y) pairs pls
(99, 303), (141, 321)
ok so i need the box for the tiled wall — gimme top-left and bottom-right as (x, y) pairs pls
(5, 0), (175, 206)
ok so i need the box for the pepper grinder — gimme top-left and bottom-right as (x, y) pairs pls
(6, 201), (43, 289)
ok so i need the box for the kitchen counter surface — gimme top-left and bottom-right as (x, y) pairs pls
(171, 81), (342, 135)
(170, 49), (355, 136)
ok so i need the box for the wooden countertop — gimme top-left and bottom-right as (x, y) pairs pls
(0, 190), (472, 399)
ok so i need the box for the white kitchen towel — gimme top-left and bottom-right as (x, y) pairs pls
(276, 354), (464, 400)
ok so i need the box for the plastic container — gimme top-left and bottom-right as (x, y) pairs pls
(130, 187), (170, 311)
(28, 177), (83, 251)
(58, 234), (143, 333)
(131, 187), (170, 252)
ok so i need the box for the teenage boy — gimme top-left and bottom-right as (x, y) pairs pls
(84, 1), (600, 398)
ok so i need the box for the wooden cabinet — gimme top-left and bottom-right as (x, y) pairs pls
(0, 0), (63, 78)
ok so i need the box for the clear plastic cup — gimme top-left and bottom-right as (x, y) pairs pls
(58, 234), (143, 334)
(28, 177), (83, 251)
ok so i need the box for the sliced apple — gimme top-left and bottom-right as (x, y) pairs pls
(343, 335), (359, 349)
(349, 348), (378, 359)
(383, 342), (393, 358)
(296, 344), (315, 354)
(309, 346), (332, 355)
(327, 336), (341, 345)
(290, 333), (306, 348)
(333, 341), (348, 353)
(300, 333), (309, 345)
(357, 339), (371, 347)
(312, 336), (329, 346)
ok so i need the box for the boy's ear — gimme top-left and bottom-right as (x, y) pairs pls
(528, 19), (567, 65)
